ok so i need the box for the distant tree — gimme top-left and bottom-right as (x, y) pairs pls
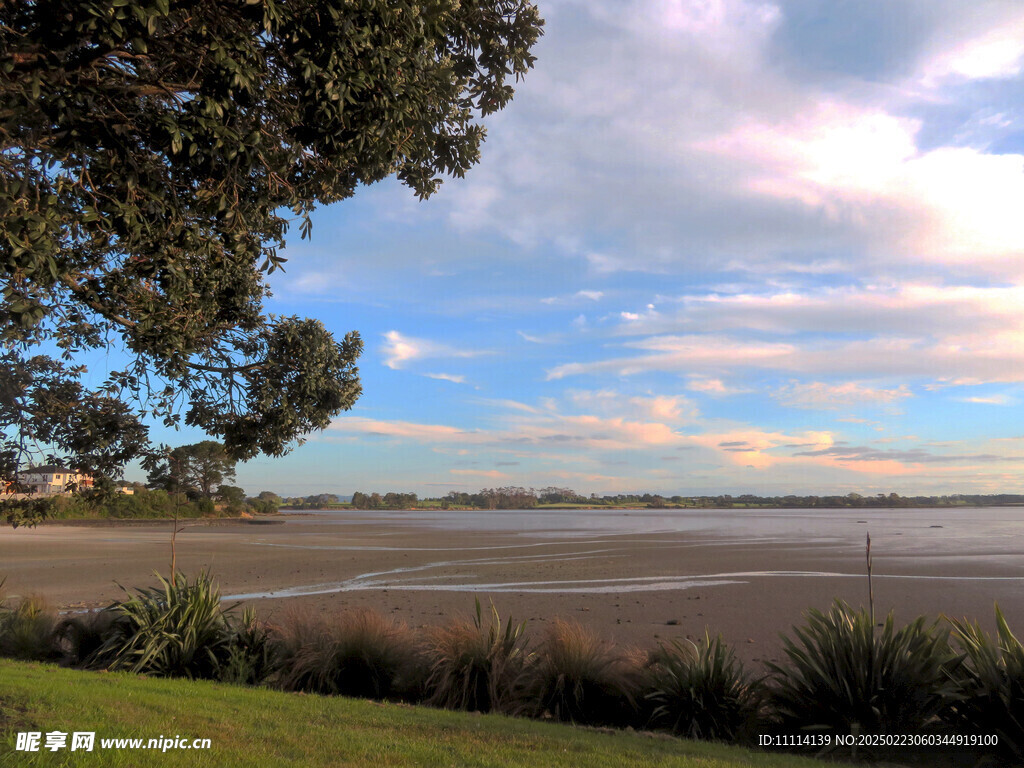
(145, 441), (236, 500)
(538, 487), (579, 504)
(217, 485), (246, 513)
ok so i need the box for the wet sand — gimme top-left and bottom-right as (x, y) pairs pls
(1, 511), (1021, 667)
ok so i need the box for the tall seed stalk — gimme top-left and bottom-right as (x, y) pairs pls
(866, 532), (874, 626)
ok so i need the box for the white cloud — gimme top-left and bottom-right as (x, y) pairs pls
(698, 103), (1024, 268)
(517, 330), (552, 344)
(381, 331), (486, 370)
(424, 373), (467, 384)
(919, 11), (1024, 84)
(774, 381), (913, 410)
(957, 395), (1013, 405)
(549, 329), (1024, 385)
(541, 289), (605, 305)
(531, 283), (1024, 386)
(546, 335), (795, 380)
(409, 1), (1024, 284)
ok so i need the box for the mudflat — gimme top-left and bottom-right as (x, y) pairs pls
(1, 508), (1021, 667)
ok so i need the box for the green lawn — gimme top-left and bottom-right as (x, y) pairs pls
(0, 660), (834, 768)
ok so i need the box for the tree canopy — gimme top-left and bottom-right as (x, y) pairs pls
(0, 0), (543, 523)
(145, 441), (237, 500)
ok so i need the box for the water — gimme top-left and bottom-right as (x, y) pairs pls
(277, 506), (1024, 557)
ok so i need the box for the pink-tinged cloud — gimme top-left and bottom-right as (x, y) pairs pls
(689, 429), (834, 470)
(686, 376), (750, 396)
(328, 417), (485, 443)
(565, 389), (698, 423)
(450, 469), (511, 479)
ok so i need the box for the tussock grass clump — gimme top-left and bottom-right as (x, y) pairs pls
(523, 619), (638, 726)
(274, 608), (417, 700)
(945, 606), (1024, 762)
(97, 571), (233, 679)
(423, 598), (530, 713)
(767, 600), (956, 736)
(643, 632), (759, 742)
(55, 609), (122, 667)
(0, 594), (61, 661)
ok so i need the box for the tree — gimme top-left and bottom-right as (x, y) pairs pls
(145, 441), (237, 501)
(217, 485), (247, 513)
(0, 0), (543, 525)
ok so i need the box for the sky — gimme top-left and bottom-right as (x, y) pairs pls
(153, 0), (1024, 498)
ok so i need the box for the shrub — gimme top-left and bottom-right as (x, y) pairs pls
(423, 598), (530, 713)
(274, 608), (417, 700)
(219, 606), (274, 686)
(945, 606), (1024, 761)
(643, 632), (759, 742)
(523, 619), (638, 726)
(767, 600), (956, 736)
(97, 571), (233, 679)
(0, 594), (60, 661)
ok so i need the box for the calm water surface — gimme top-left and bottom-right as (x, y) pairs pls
(280, 506), (1024, 556)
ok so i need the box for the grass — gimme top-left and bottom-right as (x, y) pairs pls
(524, 619), (639, 726)
(0, 596), (59, 662)
(272, 608), (419, 699)
(0, 659), (838, 768)
(422, 598), (530, 713)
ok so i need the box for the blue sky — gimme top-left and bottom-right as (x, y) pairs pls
(149, 0), (1024, 497)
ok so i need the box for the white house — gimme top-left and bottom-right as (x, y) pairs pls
(20, 466), (94, 495)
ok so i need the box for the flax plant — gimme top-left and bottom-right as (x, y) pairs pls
(945, 606), (1024, 761)
(644, 632), (760, 742)
(767, 600), (957, 736)
(97, 571), (234, 679)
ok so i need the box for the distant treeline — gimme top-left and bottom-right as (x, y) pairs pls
(343, 487), (1024, 510)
